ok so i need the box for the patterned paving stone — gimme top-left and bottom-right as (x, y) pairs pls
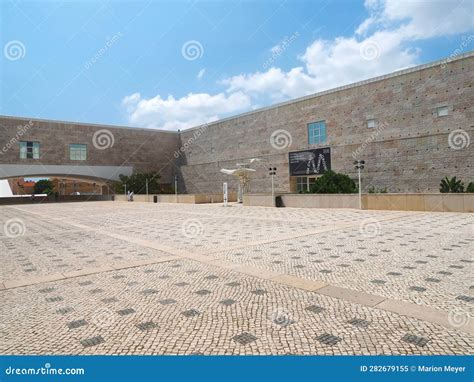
(232, 333), (258, 345)
(455, 295), (474, 303)
(80, 336), (105, 348)
(136, 321), (158, 331)
(220, 299), (237, 306)
(67, 319), (88, 329)
(159, 299), (177, 305)
(1, 202), (472, 356)
(56, 307), (74, 315)
(401, 334), (430, 347)
(195, 289), (211, 296)
(347, 318), (371, 328)
(182, 309), (200, 317)
(316, 333), (342, 346)
(305, 305), (325, 314)
(117, 308), (135, 316)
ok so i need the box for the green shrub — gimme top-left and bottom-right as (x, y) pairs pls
(309, 170), (357, 194)
(439, 176), (464, 193)
(368, 186), (387, 193)
(113, 171), (164, 194)
(34, 179), (54, 195)
(466, 182), (474, 193)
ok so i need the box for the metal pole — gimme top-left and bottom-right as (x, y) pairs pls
(271, 174), (275, 207)
(124, 184), (127, 197)
(146, 178), (149, 197)
(358, 167), (362, 210)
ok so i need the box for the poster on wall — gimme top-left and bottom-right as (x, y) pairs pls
(289, 148), (331, 176)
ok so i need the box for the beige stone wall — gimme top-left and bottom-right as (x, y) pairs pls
(0, 117), (180, 184)
(179, 54), (474, 194)
(244, 193), (474, 212)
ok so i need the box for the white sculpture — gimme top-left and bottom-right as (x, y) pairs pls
(220, 158), (261, 203)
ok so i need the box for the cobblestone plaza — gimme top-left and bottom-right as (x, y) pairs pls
(0, 202), (472, 355)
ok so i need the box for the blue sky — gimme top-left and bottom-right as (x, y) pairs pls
(1, 0), (473, 130)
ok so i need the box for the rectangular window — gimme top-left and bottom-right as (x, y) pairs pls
(19, 141), (40, 159)
(296, 176), (308, 193)
(296, 176), (317, 193)
(70, 144), (87, 161)
(308, 121), (327, 144)
(367, 119), (376, 128)
(437, 106), (448, 117)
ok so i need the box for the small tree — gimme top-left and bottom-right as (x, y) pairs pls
(466, 182), (474, 193)
(113, 171), (163, 194)
(439, 176), (464, 193)
(309, 170), (358, 194)
(34, 179), (54, 195)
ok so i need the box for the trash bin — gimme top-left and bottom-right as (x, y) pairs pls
(153, 195), (158, 203)
(275, 196), (283, 208)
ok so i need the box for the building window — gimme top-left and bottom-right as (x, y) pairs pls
(19, 141), (40, 159)
(70, 144), (87, 161)
(296, 177), (317, 193)
(308, 121), (326, 145)
(367, 119), (376, 128)
(437, 106), (448, 117)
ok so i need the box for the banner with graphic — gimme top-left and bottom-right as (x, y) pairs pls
(289, 147), (331, 176)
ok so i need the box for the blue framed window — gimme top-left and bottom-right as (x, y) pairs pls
(19, 141), (40, 159)
(307, 121), (326, 145)
(70, 144), (87, 161)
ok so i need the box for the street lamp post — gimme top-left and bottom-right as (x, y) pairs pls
(269, 167), (277, 207)
(353, 160), (365, 209)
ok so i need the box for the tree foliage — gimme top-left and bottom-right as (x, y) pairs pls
(309, 170), (358, 194)
(34, 179), (54, 195)
(466, 182), (474, 193)
(113, 171), (165, 194)
(439, 176), (465, 193)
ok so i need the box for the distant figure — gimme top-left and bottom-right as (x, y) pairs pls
(127, 191), (131, 202)
(130, 191), (134, 202)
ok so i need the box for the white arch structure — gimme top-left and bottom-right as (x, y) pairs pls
(0, 164), (133, 182)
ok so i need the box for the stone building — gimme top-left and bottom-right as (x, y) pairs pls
(0, 52), (472, 195)
(179, 52), (473, 194)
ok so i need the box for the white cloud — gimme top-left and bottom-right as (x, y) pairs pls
(381, 0), (473, 39)
(122, 0), (473, 130)
(221, 0), (473, 100)
(121, 91), (251, 131)
(197, 68), (206, 80)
